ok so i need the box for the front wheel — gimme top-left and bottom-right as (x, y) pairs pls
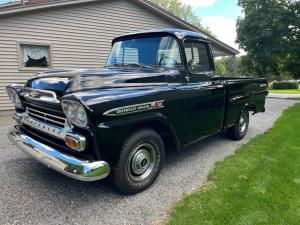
(227, 111), (249, 141)
(112, 128), (165, 195)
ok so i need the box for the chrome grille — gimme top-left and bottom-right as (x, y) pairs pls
(27, 106), (66, 128)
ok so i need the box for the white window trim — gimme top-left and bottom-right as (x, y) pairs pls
(17, 41), (53, 71)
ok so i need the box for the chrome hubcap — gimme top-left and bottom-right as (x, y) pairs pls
(239, 113), (247, 134)
(128, 143), (157, 182)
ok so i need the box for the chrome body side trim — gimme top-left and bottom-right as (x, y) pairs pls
(260, 83), (267, 88)
(229, 95), (244, 102)
(7, 128), (110, 182)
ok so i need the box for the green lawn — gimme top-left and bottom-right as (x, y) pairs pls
(168, 103), (300, 225)
(268, 87), (300, 94)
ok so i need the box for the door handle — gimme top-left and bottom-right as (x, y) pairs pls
(185, 76), (190, 82)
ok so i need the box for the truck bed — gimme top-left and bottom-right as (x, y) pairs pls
(217, 77), (268, 128)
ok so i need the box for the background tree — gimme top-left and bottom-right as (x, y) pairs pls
(215, 57), (240, 77)
(236, 0), (300, 79)
(151, 0), (211, 34)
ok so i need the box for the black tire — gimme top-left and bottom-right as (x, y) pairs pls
(112, 128), (165, 195)
(227, 111), (249, 141)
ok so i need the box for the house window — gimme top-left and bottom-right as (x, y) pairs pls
(20, 44), (51, 69)
(116, 47), (139, 64)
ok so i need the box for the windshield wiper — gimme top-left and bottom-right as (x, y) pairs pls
(106, 63), (156, 70)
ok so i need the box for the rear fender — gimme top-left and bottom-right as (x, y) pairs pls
(225, 89), (268, 127)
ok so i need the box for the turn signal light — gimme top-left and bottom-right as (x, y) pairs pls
(65, 135), (86, 152)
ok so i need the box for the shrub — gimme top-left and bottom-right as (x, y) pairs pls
(272, 81), (299, 90)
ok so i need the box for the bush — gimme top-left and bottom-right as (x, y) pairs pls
(272, 81), (299, 90)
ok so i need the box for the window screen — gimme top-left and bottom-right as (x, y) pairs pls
(21, 44), (50, 68)
(184, 41), (211, 73)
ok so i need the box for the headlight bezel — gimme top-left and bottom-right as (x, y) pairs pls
(61, 100), (88, 128)
(6, 87), (23, 109)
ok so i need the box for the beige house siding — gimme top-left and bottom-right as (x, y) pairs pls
(0, 0), (229, 111)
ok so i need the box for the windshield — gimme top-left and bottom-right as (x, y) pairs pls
(106, 36), (182, 69)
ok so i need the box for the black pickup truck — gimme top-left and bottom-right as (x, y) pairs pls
(7, 29), (268, 194)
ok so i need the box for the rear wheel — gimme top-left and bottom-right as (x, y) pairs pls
(112, 128), (165, 195)
(227, 111), (249, 140)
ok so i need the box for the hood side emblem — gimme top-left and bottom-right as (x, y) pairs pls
(103, 100), (165, 117)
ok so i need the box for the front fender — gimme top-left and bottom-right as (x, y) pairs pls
(91, 112), (179, 166)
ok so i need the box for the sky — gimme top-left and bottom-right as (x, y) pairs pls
(180, 0), (244, 53)
(0, 0), (19, 4)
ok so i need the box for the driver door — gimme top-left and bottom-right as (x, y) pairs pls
(184, 39), (225, 142)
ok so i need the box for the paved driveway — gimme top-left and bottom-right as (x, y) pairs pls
(268, 93), (300, 99)
(0, 99), (297, 225)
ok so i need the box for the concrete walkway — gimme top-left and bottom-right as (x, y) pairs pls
(267, 93), (300, 99)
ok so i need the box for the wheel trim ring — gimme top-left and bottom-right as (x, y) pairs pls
(239, 113), (248, 134)
(131, 149), (151, 175)
(127, 143), (157, 182)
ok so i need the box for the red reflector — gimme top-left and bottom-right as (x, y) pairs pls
(154, 100), (164, 108)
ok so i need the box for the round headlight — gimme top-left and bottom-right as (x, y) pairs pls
(67, 103), (76, 121)
(6, 88), (22, 109)
(77, 105), (87, 123)
(62, 100), (88, 128)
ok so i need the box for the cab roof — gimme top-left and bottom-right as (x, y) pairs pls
(112, 29), (208, 44)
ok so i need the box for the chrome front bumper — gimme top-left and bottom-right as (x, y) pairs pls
(7, 128), (110, 181)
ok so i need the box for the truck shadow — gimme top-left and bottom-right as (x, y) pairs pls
(3, 131), (231, 223)
(8, 132), (228, 192)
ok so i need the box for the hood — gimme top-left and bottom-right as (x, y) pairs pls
(25, 68), (168, 97)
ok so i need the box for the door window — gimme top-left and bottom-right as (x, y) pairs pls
(184, 41), (212, 73)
